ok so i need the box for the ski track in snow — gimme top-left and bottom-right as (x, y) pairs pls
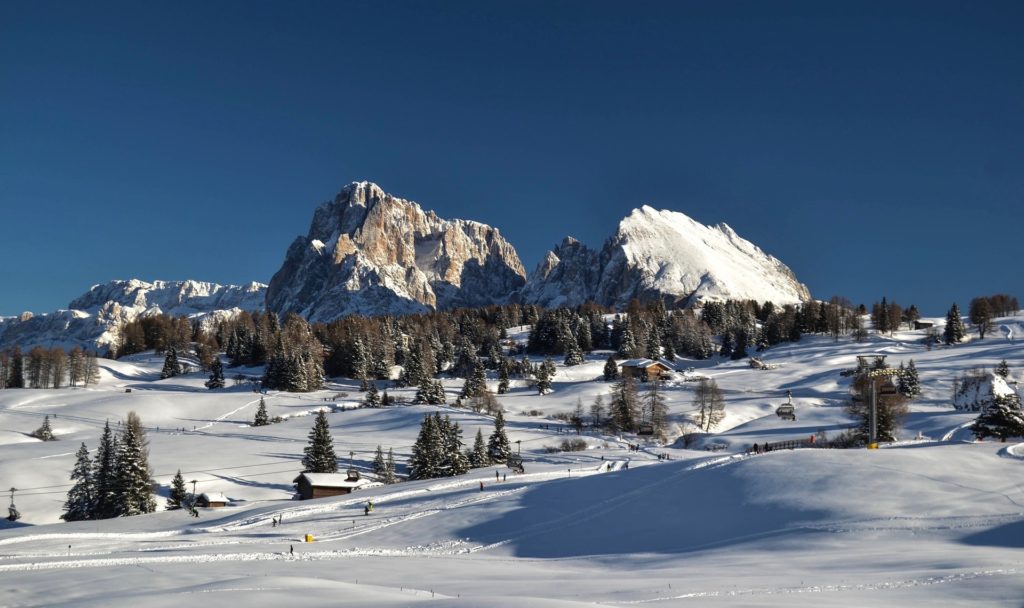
(614, 568), (1024, 604)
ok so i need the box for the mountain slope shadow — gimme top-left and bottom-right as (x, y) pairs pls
(458, 458), (830, 559)
(960, 518), (1024, 549)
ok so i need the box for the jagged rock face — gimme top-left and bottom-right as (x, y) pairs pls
(0, 280), (266, 352)
(266, 182), (527, 322)
(524, 206), (811, 309)
(519, 237), (602, 309)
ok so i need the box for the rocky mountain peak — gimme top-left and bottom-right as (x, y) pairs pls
(266, 182), (527, 322)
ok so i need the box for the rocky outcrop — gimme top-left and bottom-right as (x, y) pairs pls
(0, 280), (266, 352)
(523, 205), (811, 309)
(266, 182), (526, 322)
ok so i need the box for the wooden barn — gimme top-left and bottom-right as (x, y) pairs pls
(914, 320), (934, 330)
(293, 470), (373, 500)
(618, 359), (673, 382)
(196, 492), (229, 508)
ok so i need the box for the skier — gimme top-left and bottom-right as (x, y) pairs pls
(289, 545), (294, 556)
(364, 505), (369, 516)
(479, 481), (484, 492)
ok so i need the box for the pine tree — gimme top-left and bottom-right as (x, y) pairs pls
(898, 359), (921, 398)
(409, 414), (441, 480)
(461, 358), (487, 399)
(535, 357), (553, 394)
(364, 381), (381, 407)
(373, 445), (387, 480)
(384, 448), (397, 484)
(61, 442), (95, 521)
(563, 339), (584, 366)
(160, 348), (180, 379)
(497, 363), (510, 395)
(92, 421), (118, 519)
(487, 409), (512, 464)
(114, 421), (157, 516)
(253, 396), (270, 426)
(995, 360), (1010, 379)
(166, 470), (188, 510)
(445, 418), (470, 476)
(469, 428), (489, 468)
(571, 398), (585, 434)
(944, 303), (966, 345)
(32, 415), (55, 441)
(847, 374), (909, 443)
(205, 358), (225, 389)
(301, 410), (338, 473)
(970, 394), (1024, 442)
(603, 356), (619, 382)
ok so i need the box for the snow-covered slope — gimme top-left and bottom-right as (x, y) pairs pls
(266, 182), (527, 322)
(523, 205), (811, 308)
(1, 315), (1023, 606)
(0, 280), (266, 352)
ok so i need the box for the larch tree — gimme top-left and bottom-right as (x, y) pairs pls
(694, 378), (726, 432)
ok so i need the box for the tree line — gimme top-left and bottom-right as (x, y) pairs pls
(0, 346), (101, 389)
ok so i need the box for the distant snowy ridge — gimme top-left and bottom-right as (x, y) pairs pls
(0, 279), (266, 352)
(268, 182), (812, 321)
(522, 205), (811, 308)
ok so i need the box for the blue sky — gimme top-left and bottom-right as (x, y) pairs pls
(1, 1), (1021, 317)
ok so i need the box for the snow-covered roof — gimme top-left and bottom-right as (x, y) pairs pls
(199, 492), (229, 504)
(619, 358), (671, 369)
(294, 473), (374, 489)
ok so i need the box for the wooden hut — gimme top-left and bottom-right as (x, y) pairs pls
(618, 359), (673, 382)
(196, 492), (229, 508)
(293, 469), (373, 500)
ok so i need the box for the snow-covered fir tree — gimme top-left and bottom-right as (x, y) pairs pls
(487, 409), (512, 463)
(898, 359), (922, 398)
(364, 381), (380, 407)
(253, 396), (270, 426)
(92, 421), (119, 519)
(32, 415), (55, 441)
(409, 414), (441, 480)
(301, 410), (337, 473)
(603, 355), (619, 381)
(113, 420), (157, 516)
(61, 442), (94, 522)
(204, 358), (225, 389)
(442, 416), (470, 476)
(461, 358), (487, 399)
(995, 360), (1010, 379)
(469, 427), (489, 468)
(384, 448), (397, 484)
(497, 363), (510, 395)
(970, 393), (1024, 441)
(944, 303), (966, 345)
(166, 470), (188, 511)
(160, 348), (180, 379)
(372, 445), (387, 480)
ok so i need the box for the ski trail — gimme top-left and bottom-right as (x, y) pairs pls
(614, 567), (1023, 604)
(193, 392), (279, 432)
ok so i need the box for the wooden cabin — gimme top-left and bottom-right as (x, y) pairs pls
(293, 469), (373, 500)
(196, 492), (229, 508)
(913, 321), (934, 330)
(618, 359), (673, 382)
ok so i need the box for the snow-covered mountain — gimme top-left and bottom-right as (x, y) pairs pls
(0, 279), (266, 352)
(266, 181), (527, 322)
(522, 205), (811, 309)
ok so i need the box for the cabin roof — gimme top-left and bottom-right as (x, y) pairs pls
(199, 492), (229, 503)
(293, 472), (374, 489)
(618, 358), (672, 370)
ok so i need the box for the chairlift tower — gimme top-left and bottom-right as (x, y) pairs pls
(865, 368), (902, 447)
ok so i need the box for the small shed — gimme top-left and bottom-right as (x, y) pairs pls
(913, 321), (934, 330)
(618, 359), (673, 382)
(196, 492), (229, 508)
(293, 469), (373, 500)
